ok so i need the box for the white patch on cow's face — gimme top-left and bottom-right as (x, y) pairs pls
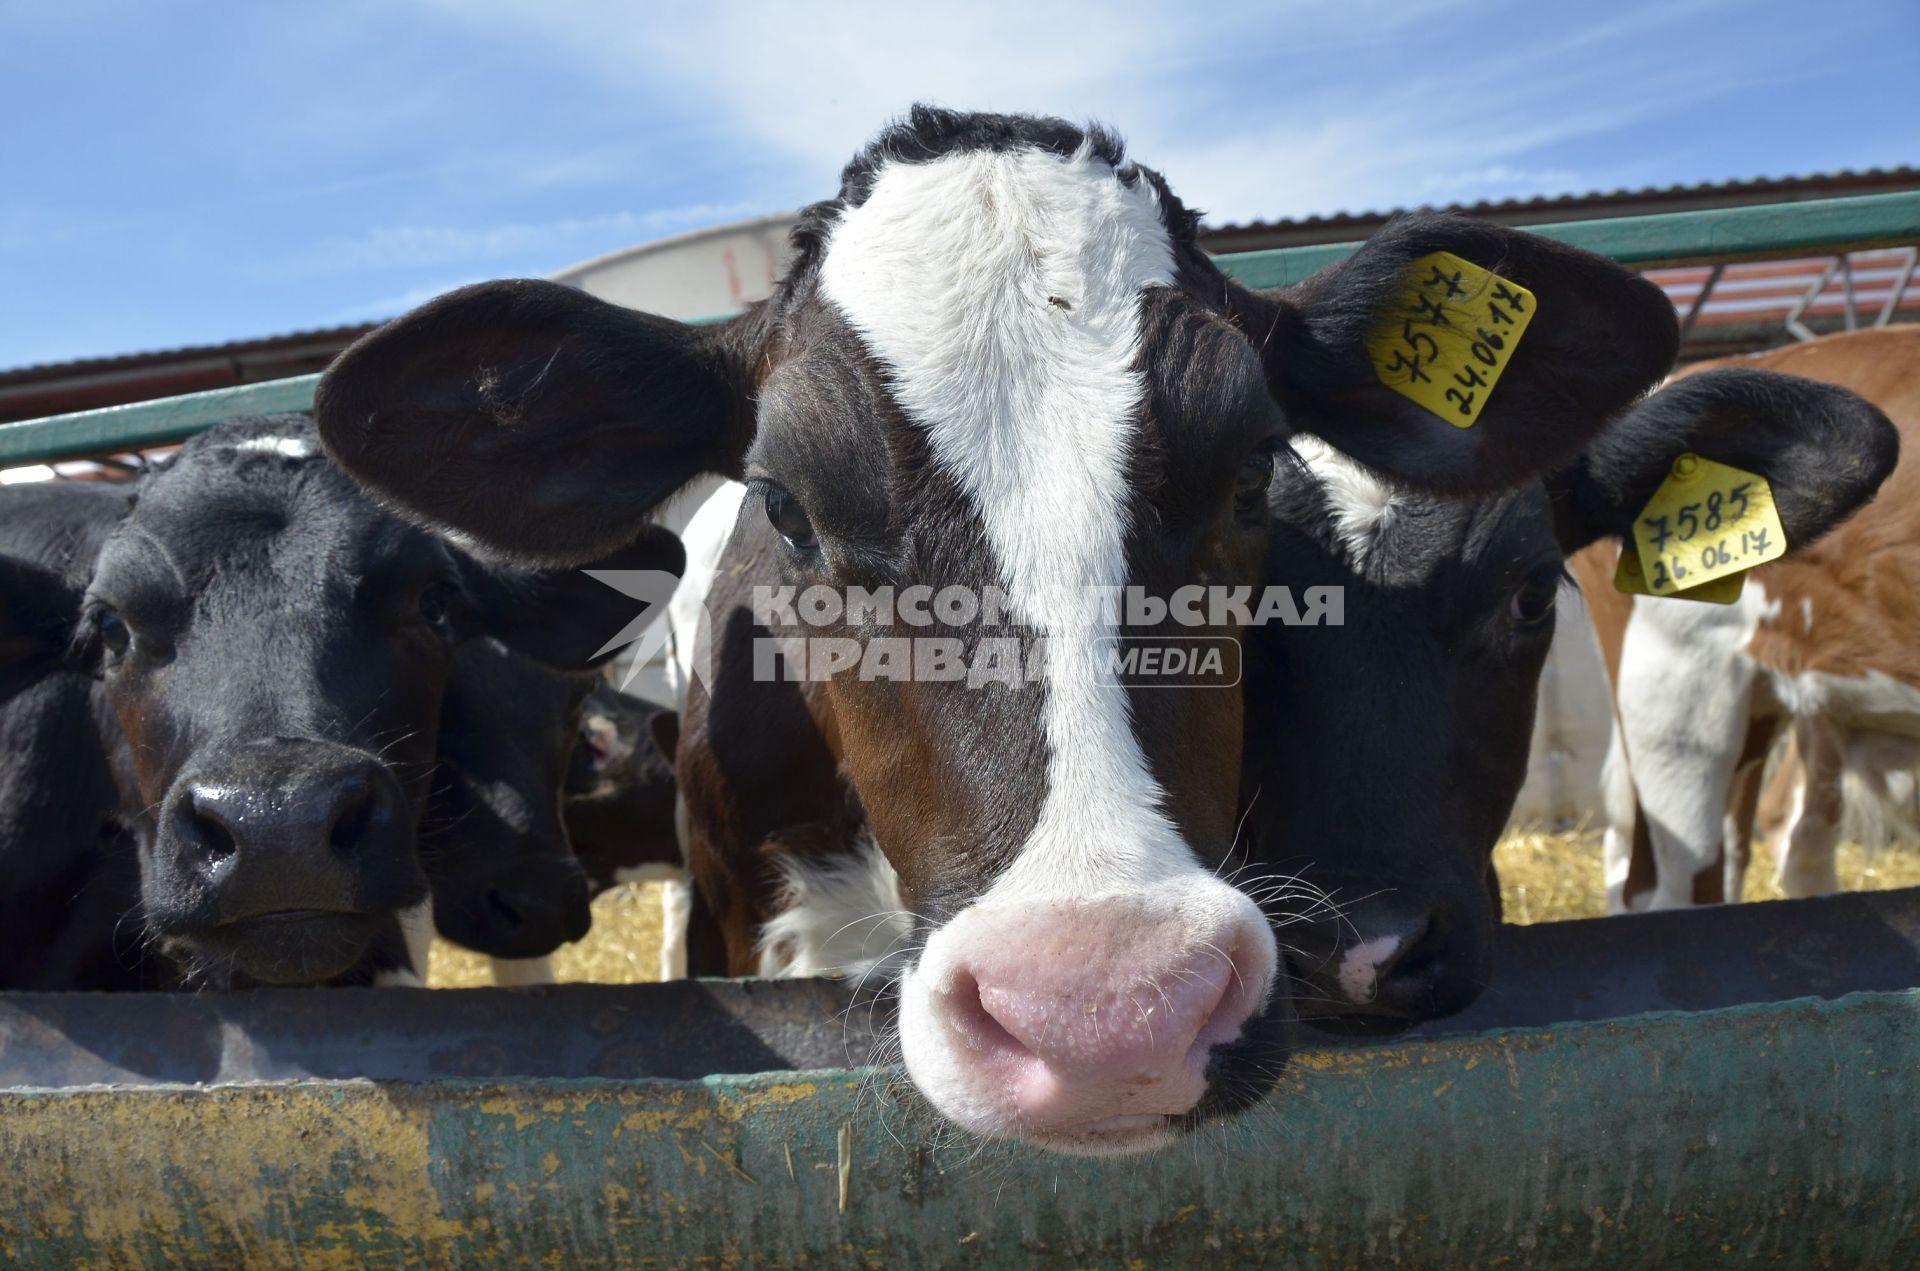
(820, 145), (1277, 1147)
(1288, 437), (1397, 567)
(756, 840), (911, 979)
(1334, 933), (1405, 1003)
(820, 143), (1195, 905)
(233, 436), (315, 459)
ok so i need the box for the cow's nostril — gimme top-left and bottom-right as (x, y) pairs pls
(184, 799), (237, 862)
(327, 782), (376, 854)
(1385, 938), (1442, 987)
(950, 968), (1027, 1058)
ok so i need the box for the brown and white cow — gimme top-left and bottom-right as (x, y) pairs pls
(1572, 325), (1919, 911)
(316, 108), (1681, 1153)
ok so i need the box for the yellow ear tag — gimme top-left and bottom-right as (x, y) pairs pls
(1366, 250), (1537, 429)
(1612, 542), (1747, 604)
(1629, 454), (1787, 596)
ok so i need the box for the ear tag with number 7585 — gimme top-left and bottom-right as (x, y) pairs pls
(1628, 454), (1787, 597)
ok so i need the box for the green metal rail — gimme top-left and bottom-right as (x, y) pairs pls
(3, 190), (1916, 468)
(3, 991), (1914, 1268)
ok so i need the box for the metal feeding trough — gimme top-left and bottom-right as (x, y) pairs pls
(2, 891), (1916, 1266)
(2, 193), (1920, 1267)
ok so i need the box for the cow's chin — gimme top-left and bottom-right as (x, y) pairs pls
(173, 911), (385, 986)
(1032, 1114), (1181, 1157)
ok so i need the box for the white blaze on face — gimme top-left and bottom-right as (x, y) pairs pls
(819, 142), (1190, 902)
(819, 144), (1279, 1148)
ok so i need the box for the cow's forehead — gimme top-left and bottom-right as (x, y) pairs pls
(817, 145), (1175, 521)
(121, 443), (425, 588)
(805, 142), (1196, 901)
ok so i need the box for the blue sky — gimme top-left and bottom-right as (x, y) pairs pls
(2, 0), (1914, 370)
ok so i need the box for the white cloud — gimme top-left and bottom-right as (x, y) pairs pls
(405, 0), (1767, 226)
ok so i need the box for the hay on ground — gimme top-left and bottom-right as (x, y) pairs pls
(427, 833), (1920, 985)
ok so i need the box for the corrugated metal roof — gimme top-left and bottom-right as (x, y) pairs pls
(0, 322), (378, 385)
(1200, 166), (1920, 239)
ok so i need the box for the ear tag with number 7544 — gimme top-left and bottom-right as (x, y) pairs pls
(1628, 454), (1787, 597)
(1366, 251), (1536, 428)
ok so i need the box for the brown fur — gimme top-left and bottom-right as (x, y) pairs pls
(1575, 326), (1920, 905)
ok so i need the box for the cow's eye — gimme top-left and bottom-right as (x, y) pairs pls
(417, 579), (457, 636)
(765, 484), (818, 551)
(1508, 567), (1563, 628)
(1234, 446), (1276, 512)
(95, 608), (131, 659)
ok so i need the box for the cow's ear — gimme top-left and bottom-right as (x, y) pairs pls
(0, 555), (85, 701)
(1233, 212), (1679, 494)
(456, 523), (687, 671)
(1546, 366), (1899, 555)
(316, 280), (767, 568)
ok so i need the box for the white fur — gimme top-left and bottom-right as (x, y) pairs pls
(1288, 436), (1397, 565)
(1335, 934), (1404, 1004)
(233, 436), (315, 459)
(1769, 667), (1920, 728)
(755, 841), (911, 980)
(820, 143), (1193, 909)
(1613, 582), (1774, 910)
(664, 480), (747, 709)
(1600, 716), (1639, 912)
(1840, 733), (1920, 845)
(823, 144), (1275, 1145)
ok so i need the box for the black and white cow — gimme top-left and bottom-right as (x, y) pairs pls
(1246, 366), (1895, 1029)
(654, 354), (1895, 1036)
(0, 415), (677, 988)
(315, 109), (1682, 1153)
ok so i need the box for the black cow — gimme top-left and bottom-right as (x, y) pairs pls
(423, 641), (597, 964)
(0, 481), (159, 990)
(1246, 369), (1895, 1030)
(0, 414), (679, 988)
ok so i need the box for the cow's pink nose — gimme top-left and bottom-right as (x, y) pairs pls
(910, 897), (1274, 1141)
